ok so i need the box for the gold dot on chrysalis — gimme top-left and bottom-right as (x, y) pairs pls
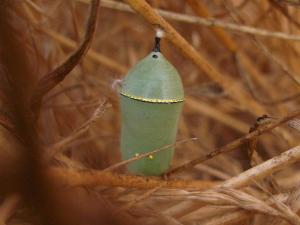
(148, 154), (154, 160)
(134, 153), (140, 157)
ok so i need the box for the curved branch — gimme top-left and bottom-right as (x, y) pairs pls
(167, 109), (300, 176)
(30, 0), (100, 114)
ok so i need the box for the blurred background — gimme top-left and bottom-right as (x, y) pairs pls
(2, 0), (300, 225)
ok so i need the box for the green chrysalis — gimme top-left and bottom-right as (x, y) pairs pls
(120, 34), (184, 176)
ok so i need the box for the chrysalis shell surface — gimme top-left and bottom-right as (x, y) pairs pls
(120, 51), (184, 176)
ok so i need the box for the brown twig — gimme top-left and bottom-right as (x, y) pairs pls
(118, 184), (164, 212)
(270, 0), (300, 29)
(30, 0), (100, 114)
(185, 97), (249, 133)
(103, 138), (198, 172)
(170, 188), (300, 225)
(247, 116), (281, 194)
(46, 99), (107, 160)
(274, 0), (300, 6)
(166, 109), (300, 176)
(79, 0), (300, 42)
(37, 28), (127, 74)
(185, 0), (237, 53)
(0, 111), (16, 138)
(220, 143), (300, 189)
(48, 167), (217, 190)
(23, 1), (127, 74)
(186, 0), (294, 107)
(223, 2), (300, 107)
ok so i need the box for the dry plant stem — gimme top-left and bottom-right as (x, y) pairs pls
(275, 0), (300, 6)
(123, 0), (265, 115)
(220, 144), (300, 189)
(0, 114), (22, 146)
(179, 206), (249, 224)
(185, 0), (237, 52)
(38, 28), (127, 74)
(188, 1), (299, 111)
(247, 121), (280, 193)
(185, 0), (283, 106)
(178, 205), (240, 223)
(43, 99), (100, 110)
(103, 138), (198, 172)
(224, 2), (298, 106)
(48, 126), (89, 156)
(185, 97), (249, 133)
(48, 168), (217, 190)
(178, 193), (290, 224)
(252, 39), (300, 86)
(237, 54), (300, 105)
(235, 52), (291, 107)
(187, 1), (299, 107)
(25, 0), (45, 15)
(43, 84), (82, 102)
(118, 185), (164, 212)
(46, 100), (107, 159)
(0, 194), (21, 225)
(270, 0), (300, 29)
(0, 113), (16, 139)
(167, 189), (300, 224)
(237, 49), (285, 105)
(173, 190), (299, 225)
(86, 0), (300, 42)
(268, 194), (300, 225)
(226, 2), (300, 88)
(23, 1), (127, 74)
(30, 0), (100, 113)
(202, 210), (250, 225)
(166, 109), (300, 176)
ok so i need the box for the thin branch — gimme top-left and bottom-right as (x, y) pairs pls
(185, 97), (249, 133)
(37, 28), (127, 74)
(23, 1), (127, 74)
(225, 2), (300, 88)
(179, 188), (300, 225)
(0, 111), (15, 137)
(186, 0), (299, 106)
(221, 2), (300, 107)
(220, 144), (300, 189)
(48, 168), (217, 190)
(247, 116), (281, 194)
(118, 185), (164, 212)
(45, 99), (107, 160)
(43, 84), (82, 102)
(235, 53), (300, 105)
(30, 0), (100, 113)
(274, 0), (300, 6)
(166, 109), (300, 176)
(77, 0), (300, 42)
(185, 0), (237, 52)
(270, 0), (300, 30)
(253, 40), (300, 86)
(161, 188), (297, 224)
(43, 99), (100, 110)
(103, 138), (198, 172)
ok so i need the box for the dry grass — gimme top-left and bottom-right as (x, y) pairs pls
(1, 0), (300, 225)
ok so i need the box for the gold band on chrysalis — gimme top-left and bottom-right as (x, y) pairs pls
(120, 92), (184, 104)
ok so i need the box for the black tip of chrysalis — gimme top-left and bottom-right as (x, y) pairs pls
(153, 37), (161, 52)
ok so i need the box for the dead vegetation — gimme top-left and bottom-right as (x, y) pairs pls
(2, 0), (300, 224)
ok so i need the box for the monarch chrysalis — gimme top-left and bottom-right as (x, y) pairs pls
(120, 31), (184, 176)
